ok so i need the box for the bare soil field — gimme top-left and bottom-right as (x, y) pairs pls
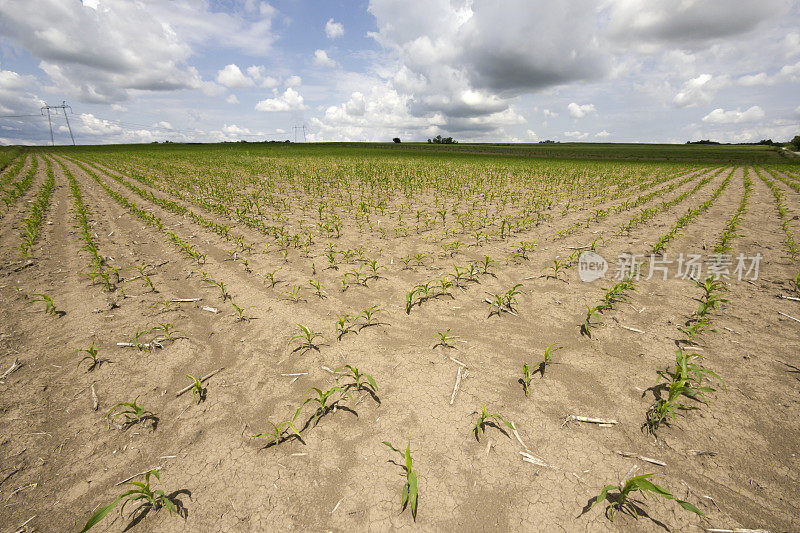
(0, 143), (798, 532)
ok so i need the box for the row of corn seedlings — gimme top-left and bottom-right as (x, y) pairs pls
(1, 154), (37, 214)
(754, 167), (800, 261)
(617, 166), (728, 235)
(251, 365), (377, 446)
(580, 167), (736, 332)
(713, 166), (752, 254)
(555, 167), (714, 240)
(644, 172), (752, 438)
(651, 168), (736, 254)
(405, 258), (497, 313)
(71, 160), (211, 264)
(16, 157), (55, 258)
(66, 157), (241, 245)
(58, 159), (117, 292)
(0, 151), (28, 196)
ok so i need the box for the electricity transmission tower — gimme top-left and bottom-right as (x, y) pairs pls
(41, 101), (76, 146)
(292, 124), (307, 142)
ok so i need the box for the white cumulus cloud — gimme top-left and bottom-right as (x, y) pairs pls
(701, 106), (765, 123)
(325, 18), (344, 39)
(216, 64), (254, 89)
(312, 50), (338, 68)
(673, 73), (729, 108)
(255, 88), (307, 112)
(568, 102), (596, 119)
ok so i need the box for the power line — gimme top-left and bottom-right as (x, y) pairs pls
(41, 101), (75, 146)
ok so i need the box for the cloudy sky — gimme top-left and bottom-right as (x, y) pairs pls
(1, 0), (799, 145)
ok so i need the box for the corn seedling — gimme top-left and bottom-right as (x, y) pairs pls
(308, 279), (325, 298)
(590, 472), (702, 521)
(543, 258), (568, 280)
(582, 305), (601, 335)
(298, 386), (349, 426)
(79, 470), (177, 532)
(487, 293), (505, 317)
(473, 406), (514, 441)
(284, 285), (304, 303)
(537, 344), (562, 377)
(334, 364), (378, 393)
(231, 302), (254, 322)
(106, 396), (155, 428)
(477, 255), (497, 276)
(150, 322), (186, 341)
(503, 283), (523, 311)
(644, 350), (720, 435)
(73, 342), (104, 371)
(657, 350), (725, 401)
(149, 300), (174, 312)
(288, 324), (325, 353)
(382, 440), (418, 521)
(433, 328), (457, 349)
(358, 305), (384, 328)
(335, 314), (355, 340)
(264, 268), (281, 287)
(185, 373), (206, 404)
(520, 362), (533, 396)
(251, 419), (301, 446)
(28, 293), (57, 315)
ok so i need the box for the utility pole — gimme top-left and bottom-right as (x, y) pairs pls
(40, 101), (76, 146)
(292, 124), (307, 142)
(60, 101), (75, 146)
(41, 103), (54, 146)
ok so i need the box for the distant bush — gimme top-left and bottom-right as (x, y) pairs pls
(393, 137), (401, 143)
(427, 135), (457, 144)
(790, 135), (800, 150)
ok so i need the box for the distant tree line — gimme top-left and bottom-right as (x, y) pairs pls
(427, 135), (457, 144)
(686, 136), (800, 149)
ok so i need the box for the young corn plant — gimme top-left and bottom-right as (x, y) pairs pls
(72, 342), (104, 371)
(657, 350), (725, 399)
(520, 362), (533, 397)
(644, 350), (715, 435)
(251, 419), (301, 446)
(433, 328), (457, 349)
(334, 364), (378, 394)
(503, 283), (523, 312)
(590, 472), (702, 521)
(28, 293), (57, 316)
(288, 324), (325, 354)
(185, 374), (206, 404)
(106, 396), (155, 428)
(284, 285), (304, 303)
(581, 305), (601, 335)
(382, 440), (419, 521)
(264, 268), (281, 288)
(543, 258), (568, 280)
(358, 305), (384, 329)
(308, 279), (325, 298)
(79, 470), (177, 532)
(473, 406), (514, 441)
(537, 344), (562, 377)
(230, 301), (254, 322)
(297, 386), (349, 426)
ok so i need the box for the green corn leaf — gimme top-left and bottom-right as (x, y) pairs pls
(408, 471), (418, 520)
(675, 499), (704, 516)
(80, 496), (123, 532)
